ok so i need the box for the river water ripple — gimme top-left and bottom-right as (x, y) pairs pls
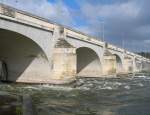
(0, 73), (150, 115)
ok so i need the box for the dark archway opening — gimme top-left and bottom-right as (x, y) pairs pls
(0, 29), (50, 82)
(76, 47), (102, 77)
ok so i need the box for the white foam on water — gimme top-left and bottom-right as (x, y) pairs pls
(39, 84), (91, 91)
(93, 80), (100, 84)
(23, 86), (40, 90)
(137, 83), (144, 87)
(76, 86), (90, 91)
(136, 75), (146, 78)
(39, 84), (74, 91)
(81, 83), (93, 88)
(97, 85), (114, 90)
(102, 86), (113, 90)
(99, 86), (113, 90)
(93, 81), (126, 90)
(113, 82), (123, 86)
(78, 79), (85, 84)
(133, 75), (150, 81)
(124, 85), (130, 89)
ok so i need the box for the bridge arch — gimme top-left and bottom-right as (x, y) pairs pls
(124, 56), (134, 73)
(76, 47), (102, 77)
(0, 28), (51, 82)
(0, 19), (53, 61)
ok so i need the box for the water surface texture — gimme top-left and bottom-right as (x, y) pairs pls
(0, 73), (150, 115)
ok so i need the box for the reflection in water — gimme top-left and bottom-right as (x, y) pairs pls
(0, 73), (150, 115)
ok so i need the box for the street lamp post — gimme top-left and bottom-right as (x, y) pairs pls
(101, 21), (105, 42)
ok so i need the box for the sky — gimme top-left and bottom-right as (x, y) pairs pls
(1, 0), (150, 52)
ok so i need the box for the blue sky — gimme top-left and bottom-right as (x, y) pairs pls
(1, 0), (150, 52)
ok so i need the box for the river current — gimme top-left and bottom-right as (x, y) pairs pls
(0, 73), (150, 115)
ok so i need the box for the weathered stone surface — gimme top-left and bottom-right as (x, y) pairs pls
(52, 47), (76, 82)
(103, 55), (116, 75)
(55, 38), (74, 48)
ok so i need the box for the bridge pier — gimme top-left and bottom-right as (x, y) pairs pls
(142, 61), (150, 72)
(51, 31), (77, 84)
(124, 56), (133, 73)
(102, 50), (116, 76)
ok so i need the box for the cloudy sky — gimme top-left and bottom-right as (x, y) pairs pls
(1, 0), (150, 52)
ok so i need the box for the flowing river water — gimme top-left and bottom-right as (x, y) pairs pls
(0, 73), (150, 115)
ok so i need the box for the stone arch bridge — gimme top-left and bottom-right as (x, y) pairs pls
(0, 4), (150, 84)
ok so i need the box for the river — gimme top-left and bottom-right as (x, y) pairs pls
(0, 73), (150, 115)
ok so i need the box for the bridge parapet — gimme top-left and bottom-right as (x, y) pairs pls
(126, 51), (135, 57)
(65, 28), (104, 47)
(0, 3), (54, 32)
(107, 44), (124, 52)
(0, 3), (106, 47)
(0, 4), (15, 17)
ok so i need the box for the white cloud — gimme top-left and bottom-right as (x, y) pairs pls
(2, 0), (74, 26)
(144, 40), (150, 44)
(80, 0), (140, 21)
(77, 0), (150, 52)
(135, 25), (150, 35)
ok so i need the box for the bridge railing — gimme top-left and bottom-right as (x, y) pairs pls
(0, 3), (54, 31)
(0, 4), (15, 18)
(0, 3), (105, 45)
(0, 3), (106, 47)
(65, 28), (105, 47)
